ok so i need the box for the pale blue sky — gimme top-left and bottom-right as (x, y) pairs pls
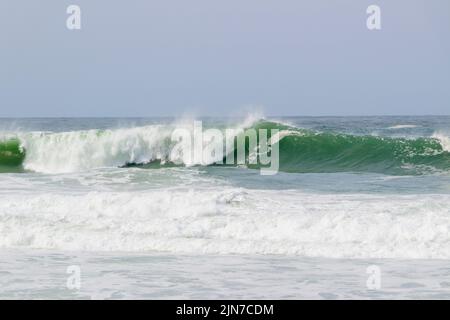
(1, 0), (449, 117)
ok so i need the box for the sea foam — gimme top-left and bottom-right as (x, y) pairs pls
(1, 188), (450, 259)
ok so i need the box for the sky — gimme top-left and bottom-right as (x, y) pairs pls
(1, 0), (449, 117)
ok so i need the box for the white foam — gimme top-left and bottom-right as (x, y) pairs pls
(15, 114), (264, 173)
(388, 125), (419, 129)
(18, 125), (175, 173)
(240, 111), (265, 129)
(1, 188), (450, 259)
(432, 132), (450, 152)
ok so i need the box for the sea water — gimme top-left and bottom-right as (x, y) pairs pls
(1, 116), (450, 299)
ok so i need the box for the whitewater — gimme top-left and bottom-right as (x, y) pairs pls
(1, 116), (450, 299)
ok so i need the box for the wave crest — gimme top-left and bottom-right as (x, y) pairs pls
(1, 119), (450, 175)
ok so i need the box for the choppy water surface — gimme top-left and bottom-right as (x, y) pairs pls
(1, 116), (450, 299)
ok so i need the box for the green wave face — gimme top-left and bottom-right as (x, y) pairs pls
(250, 121), (450, 175)
(2, 122), (450, 175)
(0, 139), (26, 172)
(277, 132), (450, 175)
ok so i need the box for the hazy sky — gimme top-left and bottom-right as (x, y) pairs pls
(1, 0), (449, 117)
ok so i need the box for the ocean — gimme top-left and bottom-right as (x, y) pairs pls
(1, 115), (450, 299)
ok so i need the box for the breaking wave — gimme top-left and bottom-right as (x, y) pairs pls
(1, 120), (450, 175)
